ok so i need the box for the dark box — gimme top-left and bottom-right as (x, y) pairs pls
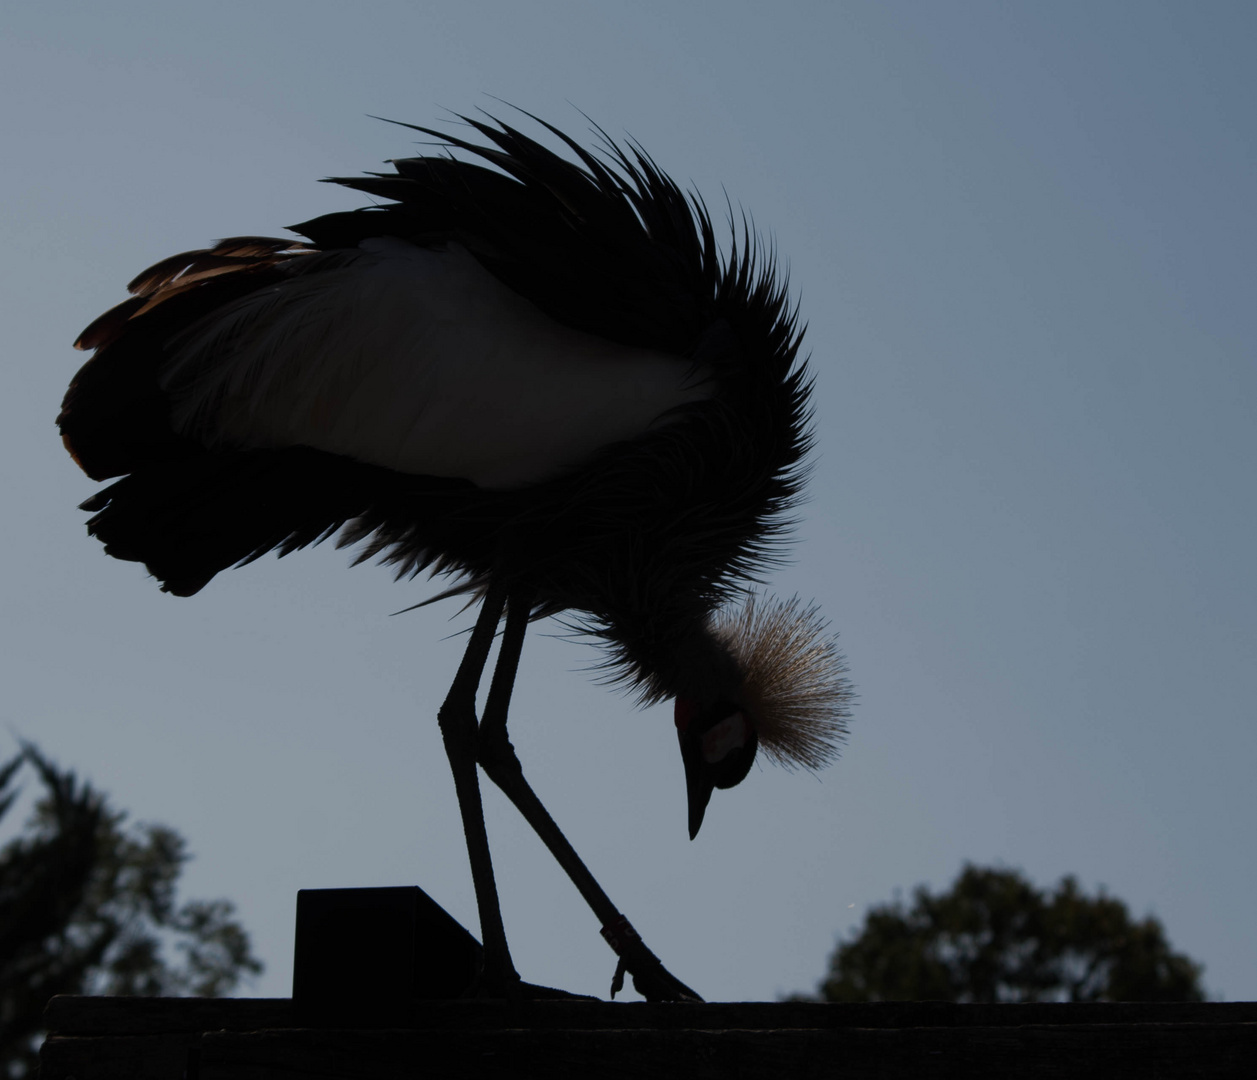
(293, 886), (482, 1022)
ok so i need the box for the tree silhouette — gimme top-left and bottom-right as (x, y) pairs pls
(0, 745), (262, 1077)
(811, 864), (1204, 1003)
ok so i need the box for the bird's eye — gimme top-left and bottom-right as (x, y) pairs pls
(700, 711), (750, 764)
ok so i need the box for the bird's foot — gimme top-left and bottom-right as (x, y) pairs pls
(469, 967), (597, 1002)
(468, 955), (600, 1002)
(620, 954), (703, 1003)
(466, 951), (524, 1000)
(602, 916), (703, 1002)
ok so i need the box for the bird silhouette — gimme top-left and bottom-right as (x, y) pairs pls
(59, 111), (853, 1001)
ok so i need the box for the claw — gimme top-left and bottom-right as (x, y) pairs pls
(610, 956), (629, 998)
(630, 957), (704, 1003)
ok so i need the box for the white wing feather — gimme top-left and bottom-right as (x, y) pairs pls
(161, 238), (712, 488)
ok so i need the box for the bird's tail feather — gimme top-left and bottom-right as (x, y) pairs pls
(79, 448), (377, 596)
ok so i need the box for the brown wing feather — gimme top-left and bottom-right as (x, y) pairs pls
(62, 238), (313, 480)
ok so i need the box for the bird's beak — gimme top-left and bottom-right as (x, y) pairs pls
(677, 703), (758, 840)
(684, 753), (715, 840)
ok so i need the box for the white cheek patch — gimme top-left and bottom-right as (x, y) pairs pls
(701, 712), (750, 764)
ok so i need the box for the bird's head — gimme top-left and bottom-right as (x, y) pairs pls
(674, 595), (854, 839)
(674, 694), (758, 839)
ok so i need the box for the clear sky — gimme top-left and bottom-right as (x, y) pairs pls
(2, 2), (1254, 1002)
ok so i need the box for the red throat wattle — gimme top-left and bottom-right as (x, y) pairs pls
(674, 696), (700, 733)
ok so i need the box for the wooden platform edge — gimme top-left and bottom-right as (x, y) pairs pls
(40, 996), (1257, 1080)
(42, 994), (1257, 1034)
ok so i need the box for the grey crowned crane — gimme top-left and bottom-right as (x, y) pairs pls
(59, 112), (853, 1002)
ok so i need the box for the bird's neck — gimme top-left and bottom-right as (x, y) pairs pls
(611, 612), (743, 707)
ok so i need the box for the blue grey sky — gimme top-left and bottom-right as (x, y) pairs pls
(2, 2), (1253, 1001)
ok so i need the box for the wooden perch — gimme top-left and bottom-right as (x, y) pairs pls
(41, 995), (1257, 1079)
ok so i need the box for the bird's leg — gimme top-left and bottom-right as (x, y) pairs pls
(436, 582), (520, 997)
(477, 594), (703, 1003)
